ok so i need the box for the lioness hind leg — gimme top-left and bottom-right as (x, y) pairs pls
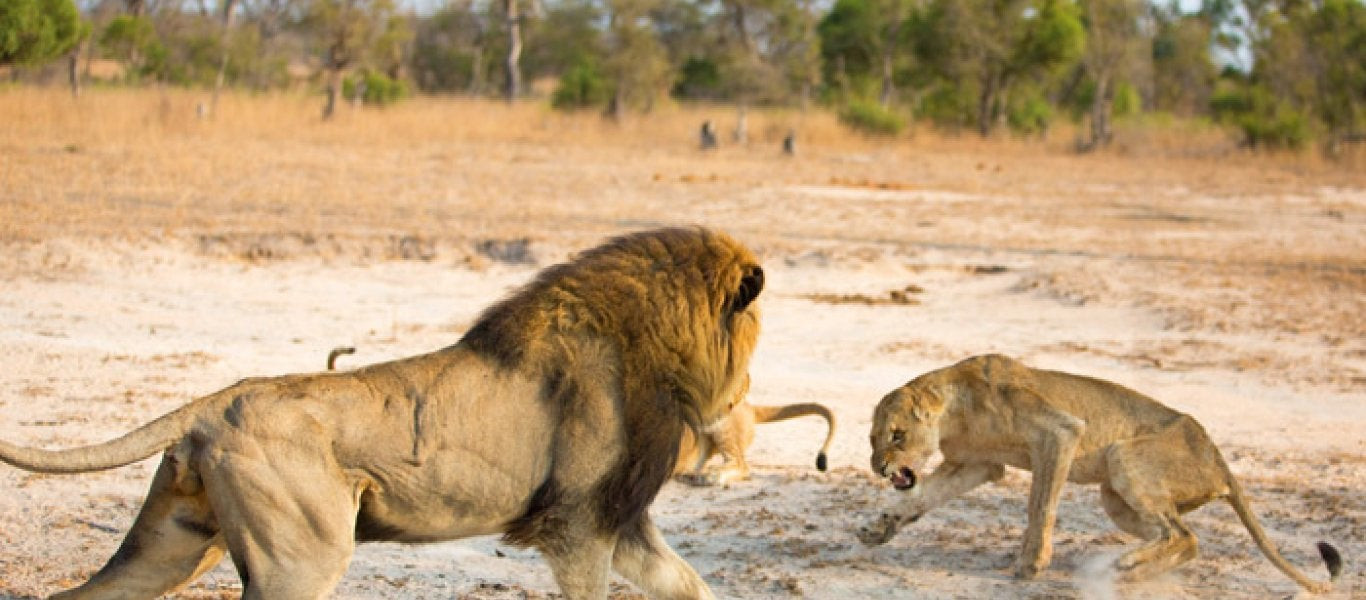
(52, 456), (227, 599)
(198, 436), (361, 600)
(612, 517), (715, 600)
(1103, 429), (1218, 581)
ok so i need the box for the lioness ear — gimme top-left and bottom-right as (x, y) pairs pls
(732, 265), (764, 312)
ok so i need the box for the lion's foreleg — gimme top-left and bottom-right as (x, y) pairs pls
(541, 531), (615, 600)
(857, 461), (1004, 546)
(1015, 418), (1083, 580)
(613, 517), (716, 600)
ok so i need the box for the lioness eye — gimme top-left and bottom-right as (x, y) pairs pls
(891, 430), (905, 444)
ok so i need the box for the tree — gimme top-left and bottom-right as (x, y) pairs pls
(916, 0), (1083, 137)
(1079, 0), (1145, 150)
(211, 0), (240, 117)
(601, 0), (670, 119)
(1149, 3), (1215, 116)
(0, 0), (85, 67)
(502, 0), (523, 100)
(1247, 0), (1366, 150)
(818, 0), (912, 107)
(305, 0), (398, 119)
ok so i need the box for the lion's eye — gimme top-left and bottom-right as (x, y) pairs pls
(890, 430), (905, 445)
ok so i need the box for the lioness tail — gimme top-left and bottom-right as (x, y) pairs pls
(750, 402), (836, 472)
(0, 402), (198, 474)
(1225, 473), (1341, 593)
(326, 346), (356, 371)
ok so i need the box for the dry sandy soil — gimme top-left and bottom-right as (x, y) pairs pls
(0, 89), (1363, 598)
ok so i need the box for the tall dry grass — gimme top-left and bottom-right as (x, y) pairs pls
(1, 85), (1362, 246)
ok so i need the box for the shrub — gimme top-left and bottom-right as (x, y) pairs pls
(343, 69), (409, 107)
(1008, 94), (1052, 136)
(839, 99), (906, 135)
(1211, 85), (1312, 150)
(551, 60), (609, 110)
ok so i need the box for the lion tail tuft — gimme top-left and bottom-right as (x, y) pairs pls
(752, 402), (836, 473)
(1318, 542), (1343, 580)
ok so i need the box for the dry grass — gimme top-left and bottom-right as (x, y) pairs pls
(3, 86), (1363, 244)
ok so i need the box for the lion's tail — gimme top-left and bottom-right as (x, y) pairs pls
(1224, 470), (1341, 594)
(0, 401), (199, 474)
(751, 402), (836, 472)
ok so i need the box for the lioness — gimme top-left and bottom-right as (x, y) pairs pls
(674, 375), (836, 486)
(858, 354), (1341, 593)
(0, 227), (764, 600)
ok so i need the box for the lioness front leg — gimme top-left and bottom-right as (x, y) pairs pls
(1014, 415), (1083, 580)
(858, 461), (1005, 546)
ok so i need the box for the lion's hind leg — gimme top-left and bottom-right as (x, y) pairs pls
(197, 433), (362, 600)
(52, 455), (227, 599)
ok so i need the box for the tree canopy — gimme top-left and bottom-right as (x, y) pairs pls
(8, 0), (1365, 151)
(0, 0), (85, 66)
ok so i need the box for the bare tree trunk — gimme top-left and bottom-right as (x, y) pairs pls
(1087, 73), (1113, 150)
(605, 87), (624, 122)
(323, 67), (342, 120)
(878, 19), (901, 107)
(67, 38), (85, 99)
(469, 47), (486, 94)
(211, 0), (239, 118)
(733, 102), (748, 143)
(977, 74), (998, 137)
(503, 0), (522, 102)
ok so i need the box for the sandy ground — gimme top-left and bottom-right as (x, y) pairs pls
(0, 106), (1363, 598)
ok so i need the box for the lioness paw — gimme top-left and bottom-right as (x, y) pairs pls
(856, 514), (899, 546)
(1012, 556), (1048, 580)
(677, 472), (718, 487)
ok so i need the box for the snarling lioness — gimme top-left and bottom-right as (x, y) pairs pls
(0, 227), (764, 600)
(673, 375), (835, 486)
(858, 354), (1341, 593)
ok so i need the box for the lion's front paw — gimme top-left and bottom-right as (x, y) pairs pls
(856, 513), (901, 546)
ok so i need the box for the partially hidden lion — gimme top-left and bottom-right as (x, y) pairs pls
(0, 227), (764, 600)
(673, 374), (835, 486)
(857, 354), (1342, 593)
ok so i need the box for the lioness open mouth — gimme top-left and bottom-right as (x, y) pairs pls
(891, 467), (916, 490)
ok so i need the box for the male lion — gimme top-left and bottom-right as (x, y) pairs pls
(857, 354), (1342, 593)
(0, 227), (764, 600)
(673, 375), (835, 486)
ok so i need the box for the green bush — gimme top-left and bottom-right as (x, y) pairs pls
(672, 56), (722, 100)
(1112, 81), (1141, 118)
(1008, 94), (1052, 136)
(343, 69), (409, 107)
(551, 60), (609, 110)
(839, 99), (906, 135)
(1210, 85), (1312, 150)
(916, 84), (975, 130)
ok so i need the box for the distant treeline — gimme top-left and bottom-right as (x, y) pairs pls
(3, 0), (1363, 151)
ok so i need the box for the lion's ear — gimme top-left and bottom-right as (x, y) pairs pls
(732, 265), (764, 312)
